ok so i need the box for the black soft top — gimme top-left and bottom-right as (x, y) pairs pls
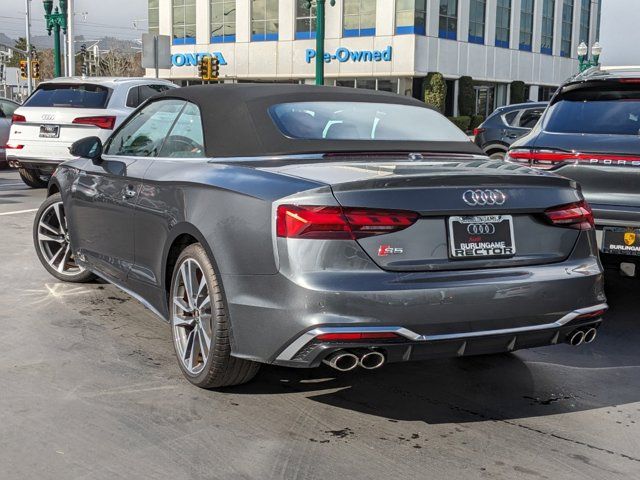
(157, 84), (482, 158)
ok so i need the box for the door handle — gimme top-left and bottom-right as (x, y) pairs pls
(122, 186), (137, 200)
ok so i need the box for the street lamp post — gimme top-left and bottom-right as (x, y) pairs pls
(304, 0), (336, 86)
(577, 41), (603, 73)
(43, 0), (68, 78)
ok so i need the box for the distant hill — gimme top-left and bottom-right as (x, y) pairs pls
(0, 33), (140, 53)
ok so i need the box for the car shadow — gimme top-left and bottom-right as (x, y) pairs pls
(230, 272), (640, 424)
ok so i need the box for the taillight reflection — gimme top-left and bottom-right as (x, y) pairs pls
(276, 205), (418, 240)
(544, 201), (594, 230)
(507, 149), (640, 169)
(11, 114), (26, 124)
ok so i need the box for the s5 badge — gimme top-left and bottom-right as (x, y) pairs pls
(378, 245), (404, 257)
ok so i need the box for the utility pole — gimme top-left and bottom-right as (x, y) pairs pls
(67, 0), (74, 76)
(304, 0), (336, 86)
(43, 0), (68, 78)
(25, 0), (33, 95)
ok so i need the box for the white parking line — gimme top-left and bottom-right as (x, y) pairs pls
(0, 208), (38, 216)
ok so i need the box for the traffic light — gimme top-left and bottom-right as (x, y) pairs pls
(19, 60), (28, 80)
(31, 60), (40, 80)
(211, 56), (220, 80)
(198, 56), (212, 81)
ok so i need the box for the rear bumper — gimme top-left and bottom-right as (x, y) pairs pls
(223, 251), (606, 366)
(5, 155), (65, 171)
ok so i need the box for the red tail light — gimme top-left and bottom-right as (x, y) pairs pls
(5, 144), (24, 150)
(11, 114), (26, 124)
(544, 201), (594, 230)
(72, 116), (116, 130)
(619, 78), (640, 84)
(473, 127), (485, 136)
(575, 308), (608, 319)
(276, 205), (418, 240)
(507, 149), (640, 169)
(316, 332), (401, 342)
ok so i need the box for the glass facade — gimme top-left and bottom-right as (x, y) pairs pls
(439, 0), (458, 40)
(560, 0), (573, 57)
(468, 0), (486, 44)
(395, 0), (427, 35)
(295, 1), (316, 39)
(252, 0), (278, 41)
(149, 0), (159, 35)
(172, 0), (196, 44)
(211, 0), (236, 43)
(579, 0), (590, 43)
(519, 0), (534, 51)
(541, 0), (555, 55)
(495, 0), (511, 48)
(343, 0), (376, 37)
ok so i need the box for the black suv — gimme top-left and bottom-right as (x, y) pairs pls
(508, 67), (640, 277)
(473, 102), (547, 159)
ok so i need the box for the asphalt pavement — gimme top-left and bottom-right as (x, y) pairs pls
(0, 168), (638, 480)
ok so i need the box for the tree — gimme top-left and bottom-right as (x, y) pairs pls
(458, 76), (475, 117)
(98, 50), (144, 77)
(6, 38), (28, 68)
(423, 72), (447, 114)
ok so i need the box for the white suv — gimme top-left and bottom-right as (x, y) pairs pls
(7, 77), (176, 187)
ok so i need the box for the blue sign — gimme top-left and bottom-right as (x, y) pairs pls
(171, 52), (228, 67)
(305, 46), (392, 64)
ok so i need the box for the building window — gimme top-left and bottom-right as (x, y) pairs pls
(210, 0), (236, 43)
(439, 0), (458, 40)
(495, 0), (510, 48)
(296, 0), (316, 39)
(595, 0), (601, 41)
(172, 0), (196, 45)
(468, 0), (486, 44)
(252, 0), (278, 41)
(519, 0), (534, 51)
(560, 0), (573, 57)
(149, 0), (159, 35)
(343, 0), (376, 37)
(579, 0), (590, 43)
(541, 0), (555, 55)
(396, 0), (427, 35)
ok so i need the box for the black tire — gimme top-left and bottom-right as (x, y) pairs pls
(19, 167), (49, 188)
(33, 193), (96, 283)
(170, 243), (260, 388)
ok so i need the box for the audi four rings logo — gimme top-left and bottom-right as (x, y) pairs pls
(462, 189), (507, 206)
(466, 223), (496, 235)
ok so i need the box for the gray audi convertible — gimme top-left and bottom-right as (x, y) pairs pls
(33, 84), (607, 388)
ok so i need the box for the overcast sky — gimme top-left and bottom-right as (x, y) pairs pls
(0, 0), (147, 41)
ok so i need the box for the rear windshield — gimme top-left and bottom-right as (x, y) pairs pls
(269, 101), (470, 142)
(545, 86), (640, 135)
(25, 84), (111, 108)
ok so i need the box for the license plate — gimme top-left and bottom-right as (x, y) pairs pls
(448, 215), (516, 259)
(39, 125), (60, 138)
(601, 227), (640, 256)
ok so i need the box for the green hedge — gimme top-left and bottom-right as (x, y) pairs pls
(423, 72), (447, 113)
(458, 76), (475, 117)
(510, 80), (526, 104)
(448, 116), (471, 132)
(470, 114), (485, 130)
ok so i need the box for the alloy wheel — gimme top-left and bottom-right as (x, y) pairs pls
(36, 201), (84, 276)
(171, 258), (213, 375)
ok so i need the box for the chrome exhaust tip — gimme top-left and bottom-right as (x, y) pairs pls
(568, 330), (585, 346)
(583, 327), (598, 344)
(322, 351), (359, 372)
(359, 351), (386, 370)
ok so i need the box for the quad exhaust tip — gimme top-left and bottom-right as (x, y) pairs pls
(323, 350), (386, 372)
(323, 351), (359, 372)
(359, 351), (386, 370)
(568, 330), (585, 346)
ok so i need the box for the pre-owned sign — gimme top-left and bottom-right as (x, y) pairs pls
(305, 46), (392, 64)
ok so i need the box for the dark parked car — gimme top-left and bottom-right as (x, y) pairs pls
(33, 85), (606, 388)
(508, 67), (640, 277)
(474, 102), (547, 159)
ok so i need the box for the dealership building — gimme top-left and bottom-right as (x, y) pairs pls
(148, 0), (602, 116)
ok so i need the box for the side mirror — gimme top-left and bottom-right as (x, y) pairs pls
(70, 136), (103, 163)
